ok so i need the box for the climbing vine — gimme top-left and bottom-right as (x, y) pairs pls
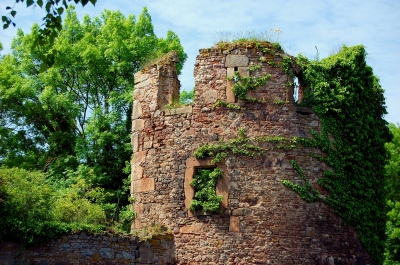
(226, 72), (271, 102)
(196, 44), (390, 264)
(286, 45), (391, 264)
(194, 128), (299, 163)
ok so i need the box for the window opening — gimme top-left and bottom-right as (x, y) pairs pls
(293, 76), (299, 102)
(233, 67), (239, 83)
(189, 167), (223, 213)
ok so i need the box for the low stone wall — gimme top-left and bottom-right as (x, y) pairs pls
(0, 231), (175, 265)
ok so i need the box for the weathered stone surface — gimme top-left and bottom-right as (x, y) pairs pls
(238, 66), (249, 77)
(131, 132), (139, 152)
(226, 80), (235, 103)
(0, 231), (174, 265)
(133, 178), (155, 192)
(227, 67), (235, 77)
(131, 165), (143, 180)
(202, 89), (218, 104)
(225, 54), (249, 67)
(229, 216), (240, 232)
(143, 140), (152, 149)
(134, 72), (149, 84)
(164, 105), (193, 116)
(132, 100), (142, 119)
(130, 44), (373, 265)
(134, 78), (151, 89)
(132, 119), (144, 131)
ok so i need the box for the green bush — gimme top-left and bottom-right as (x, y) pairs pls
(385, 200), (400, 264)
(0, 167), (132, 245)
(0, 167), (57, 244)
(52, 178), (106, 225)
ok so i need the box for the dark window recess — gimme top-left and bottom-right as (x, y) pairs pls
(234, 67), (238, 83)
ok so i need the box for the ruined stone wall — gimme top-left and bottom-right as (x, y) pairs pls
(131, 46), (373, 264)
(0, 231), (174, 265)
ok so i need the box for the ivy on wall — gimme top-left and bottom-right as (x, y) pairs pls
(284, 45), (392, 264)
(195, 44), (391, 264)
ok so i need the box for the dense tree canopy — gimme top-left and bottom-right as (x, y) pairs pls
(385, 123), (400, 264)
(0, 6), (187, 210)
(3, 0), (97, 48)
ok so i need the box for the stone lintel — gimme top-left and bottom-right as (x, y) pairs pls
(225, 55), (249, 67)
(164, 105), (193, 116)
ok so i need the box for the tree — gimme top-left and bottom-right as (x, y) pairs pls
(2, 1), (97, 45)
(384, 123), (400, 264)
(0, 6), (187, 206)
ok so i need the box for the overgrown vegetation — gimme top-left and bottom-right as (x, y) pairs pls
(0, 6), (186, 244)
(384, 123), (400, 264)
(284, 45), (391, 264)
(214, 29), (283, 50)
(195, 43), (391, 264)
(226, 72), (271, 102)
(189, 167), (223, 213)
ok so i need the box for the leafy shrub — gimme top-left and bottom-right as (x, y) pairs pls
(385, 200), (400, 264)
(0, 167), (57, 244)
(52, 178), (106, 225)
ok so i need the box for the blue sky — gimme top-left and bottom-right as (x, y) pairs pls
(1, 0), (399, 124)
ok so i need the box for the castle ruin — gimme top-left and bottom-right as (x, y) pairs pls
(130, 43), (373, 264)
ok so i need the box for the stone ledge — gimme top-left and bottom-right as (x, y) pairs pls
(164, 105), (193, 116)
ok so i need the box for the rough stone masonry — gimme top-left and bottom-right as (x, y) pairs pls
(131, 43), (373, 264)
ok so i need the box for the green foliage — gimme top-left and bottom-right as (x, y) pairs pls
(0, 6), (186, 209)
(384, 123), (400, 264)
(194, 128), (297, 163)
(385, 200), (400, 264)
(227, 71), (271, 101)
(286, 45), (391, 264)
(385, 123), (400, 202)
(267, 61), (279, 68)
(0, 167), (55, 244)
(156, 30), (188, 75)
(3, 0), (98, 68)
(0, 167), (104, 245)
(52, 178), (106, 225)
(214, 29), (282, 48)
(212, 100), (245, 111)
(179, 88), (195, 105)
(189, 168), (223, 213)
(281, 160), (321, 203)
(0, 166), (136, 245)
(249, 64), (261, 72)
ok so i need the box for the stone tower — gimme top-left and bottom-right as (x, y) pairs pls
(131, 45), (372, 264)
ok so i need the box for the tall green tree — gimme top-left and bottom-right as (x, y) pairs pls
(0, 6), (187, 202)
(385, 123), (400, 264)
